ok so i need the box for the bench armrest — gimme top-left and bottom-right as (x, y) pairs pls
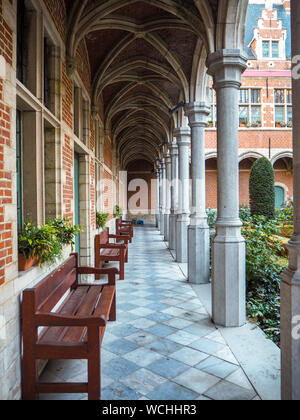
(100, 243), (126, 249)
(109, 234), (130, 243)
(34, 312), (107, 327)
(77, 267), (117, 285)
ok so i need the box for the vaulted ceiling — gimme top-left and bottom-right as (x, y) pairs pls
(65, 0), (248, 169)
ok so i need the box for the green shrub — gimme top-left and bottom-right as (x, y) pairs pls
(113, 205), (123, 218)
(18, 223), (63, 267)
(206, 208), (217, 229)
(249, 157), (275, 219)
(47, 217), (82, 250)
(242, 216), (285, 345)
(96, 211), (109, 230)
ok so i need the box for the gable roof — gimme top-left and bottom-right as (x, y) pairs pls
(245, 3), (291, 59)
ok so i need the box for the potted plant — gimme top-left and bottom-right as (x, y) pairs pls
(96, 211), (109, 230)
(276, 121), (286, 128)
(18, 223), (63, 271)
(113, 205), (123, 219)
(47, 217), (82, 251)
(207, 121), (213, 128)
(287, 120), (293, 128)
(239, 119), (248, 127)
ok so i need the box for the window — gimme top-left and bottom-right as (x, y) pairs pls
(17, 0), (27, 85)
(208, 89), (217, 127)
(239, 88), (261, 127)
(16, 110), (23, 232)
(272, 41), (279, 59)
(262, 40), (281, 59)
(262, 41), (270, 58)
(274, 89), (292, 127)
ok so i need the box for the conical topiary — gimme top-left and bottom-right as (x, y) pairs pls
(249, 157), (275, 219)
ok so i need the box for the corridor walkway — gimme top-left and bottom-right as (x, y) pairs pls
(40, 226), (259, 400)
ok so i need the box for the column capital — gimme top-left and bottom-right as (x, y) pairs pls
(184, 102), (210, 127)
(170, 141), (179, 157)
(173, 127), (191, 146)
(206, 49), (248, 90)
(66, 55), (77, 78)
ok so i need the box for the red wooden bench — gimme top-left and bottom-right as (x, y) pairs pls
(95, 229), (129, 281)
(21, 253), (118, 401)
(116, 218), (134, 243)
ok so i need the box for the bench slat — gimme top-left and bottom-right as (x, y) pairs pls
(93, 286), (115, 322)
(38, 286), (89, 344)
(62, 286), (104, 344)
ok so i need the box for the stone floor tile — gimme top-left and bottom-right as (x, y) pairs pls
(103, 338), (140, 356)
(163, 317), (194, 330)
(204, 380), (257, 401)
(195, 356), (239, 379)
(102, 382), (142, 401)
(126, 331), (158, 346)
(147, 357), (189, 379)
(167, 330), (200, 346)
(102, 358), (140, 380)
(146, 338), (183, 356)
(147, 382), (198, 401)
(123, 347), (163, 367)
(145, 323), (177, 338)
(174, 368), (221, 394)
(170, 347), (209, 366)
(121, 368), (167, 395)
(189, 338), (226, 355)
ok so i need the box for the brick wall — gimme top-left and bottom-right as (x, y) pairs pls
(62, 134), (73, 220)
(42, 0), (66, 41)
(0, 1), (13, 287)
(62, 64), (73, 130)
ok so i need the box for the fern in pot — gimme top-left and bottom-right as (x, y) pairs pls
(96, 211), (109, 230)
(18, 223), (63, 271)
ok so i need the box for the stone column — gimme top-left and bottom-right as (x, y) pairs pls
(185, 103), (210, 284)
(207, 50), (247, 327)
(160, 158), (166, 237)
(281, 0), (300, 400)
(169, 140), (179, 251)
(164, 152), (171, 242)
(174, 128), (191, 263)
(155, 167), (160, 229)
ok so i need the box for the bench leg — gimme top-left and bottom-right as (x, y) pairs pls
(22, 352), (38, 400)
(109, 292), (116, 322)
(119, 260), (125, 280)
(88, 326), (101, 400)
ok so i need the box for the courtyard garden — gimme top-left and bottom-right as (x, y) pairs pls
(207, 157), (293, 347)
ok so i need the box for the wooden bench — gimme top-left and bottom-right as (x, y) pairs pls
(116, 218), (134, 243)
(95, 229), (129, 281)
(21, 253), (118, 401)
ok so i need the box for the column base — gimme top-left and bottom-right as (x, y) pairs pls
(188, 223), (210, 284)
(281, 239), (300, 400)
(164, 213), (170, 242)
(176, 214), (189, 263)
(212, 224), (246, 327)
(169, 213), (177, 251)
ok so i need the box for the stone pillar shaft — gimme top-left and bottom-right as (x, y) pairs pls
(174, 128), (191, 263)
(169, 141), (179, 251)
(281, 0), (300, 400)
(207, 49), (248, 327)
(160, 159), (166, 236)
(164, 153), (171, 242)
(185, 103), (210, 284)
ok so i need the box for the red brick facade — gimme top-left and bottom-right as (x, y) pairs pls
(0, 1), (13, 286)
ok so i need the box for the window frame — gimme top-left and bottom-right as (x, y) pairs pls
(239, 88), (262, 128)
(274, 88), (293, 128)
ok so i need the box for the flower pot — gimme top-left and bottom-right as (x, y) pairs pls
(18, 254), (38, 271)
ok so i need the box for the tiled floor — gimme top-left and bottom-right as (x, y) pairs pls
(40, 226), (259, 401)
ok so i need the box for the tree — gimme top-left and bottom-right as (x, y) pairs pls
(249, 157), (275, 219)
